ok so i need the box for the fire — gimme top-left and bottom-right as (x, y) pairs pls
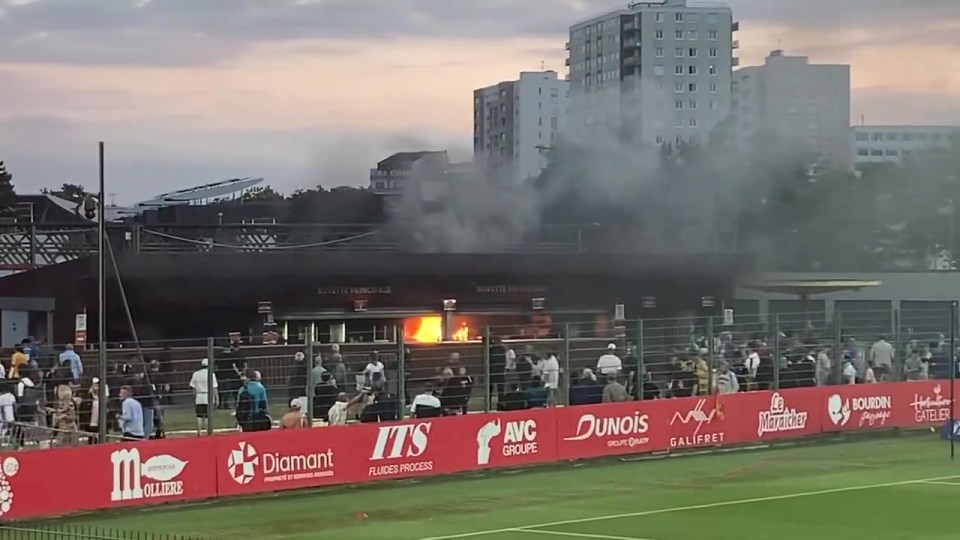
(405, 316), (474, 343)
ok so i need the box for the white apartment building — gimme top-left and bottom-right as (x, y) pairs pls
(852, 125), (958, 167)
(566, 0), (737, 147)
(473, 71), (569, 183)
(732, 50), (851, 170)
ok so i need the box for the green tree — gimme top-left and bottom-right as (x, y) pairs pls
(239, 185), (284, 202)
(0, 161), (17, 215)
(42, 182), (88, 203)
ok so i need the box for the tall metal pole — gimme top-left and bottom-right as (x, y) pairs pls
(97, 142), (108, 442)
(951, 301), (957, 461)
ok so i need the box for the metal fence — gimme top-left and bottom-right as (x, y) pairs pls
(0, 525), (205, 539)
(4, 305), (958, 439)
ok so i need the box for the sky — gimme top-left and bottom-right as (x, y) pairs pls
(1, 0), (959, 203)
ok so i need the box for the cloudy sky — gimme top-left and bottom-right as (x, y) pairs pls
(1, 0), (959, 202)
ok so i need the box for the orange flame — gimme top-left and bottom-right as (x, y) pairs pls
(405, 316), (474, 343)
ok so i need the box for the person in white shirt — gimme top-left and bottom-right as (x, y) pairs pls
(410, 385), (442, 418)
(597, 344), (622, 376)
(0, 382), (16, 436)
(842, 358), (858, 385)
(363, 353), (385, 387)
(541, 353), (561, 406)
(327, 392), (362, 426)
(869, 336), (894, 381)
(188, 359), (218, 436)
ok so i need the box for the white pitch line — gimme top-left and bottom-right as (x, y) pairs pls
(918, 480), (960, 487)
(511, 529), (654, 540)
(417, 474), (960, 540)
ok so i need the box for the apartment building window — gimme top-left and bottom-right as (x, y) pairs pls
(709, 48), (718, 57)
(675, 65), (684, 75)
(689, 48), (698, 57)
(689, 100), (697, 109)
(856, 132), (868, 141)
(708, 65), (717, 75)
(675, 30), (684, 39)
(886, 149), (899, 156)
(886, 132), (898, 141)
(688, 83), (697, 92)
(709, 83), (717, 92)
(675, 12), (683, 21)
(857, 149), (869, 157)
(656, 47), (664, 57)
(872, 133), (883, 141)
(688, 65), (697, 75)
(709, 100), (716, 110)
(676, 117), (685, 128)
(675, 100), (684, 109)
(655, 65), (665, 75)
(689, 118), (698, 127)
(656, 29), (665, 40)
(656, 12), (664, 22)
(902, 132), (913, 141)
(709, 30), (718, 40)
(675, 48), (684, 57)
(675, 82), (684, 93)
(656, 135), (665, 144)
(870, 149), (883, 156)
(688, 30), (698, 39)
(676, 135), (684, 145)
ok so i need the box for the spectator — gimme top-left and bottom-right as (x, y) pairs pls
(842, 356), (857, 385)
(118, 385), (143, 439)
(313, 371), (339, 421)
(59, 344), (83, 383)
(904, 351), (926, 381)
(77, 378), (101, 444)
(845, 338), (865, 378)
(569, 369), (604, 405)
(358, 381), (400, 423)
(714, 362), (739, 395)
(22, 337), (40, 368)
(524, 379), (548, 408)
(287, 354), (309, 404)
(694, 350), (710, 396)
(602, 374), (629, 403)
(328, 392), (362, 426)
(236, 369), (270, 432)
(597, 344), (622, 376)
(310, 354), (328, 385)
(441, 366), (473, 415)
(129, 370), (157, 439)
(0, 381), (15, 437)
(541, 352), (560, 406)
(9, 345), (27, 379)
(864, 361), (878, 384)
(364, 352), (385, 387)
(815, 348), (832, 386)
(189, 359), (218, 436)
(869, 335), (894, 381)
(217, 345), (245, 410)
(327, 350), (348, 390)
(638, 370), (661, 401)
(281, 399), (308, 429)
(667, 357), (696, 398)
(516, 346), (536, 389)
(411, 384), (442, 418)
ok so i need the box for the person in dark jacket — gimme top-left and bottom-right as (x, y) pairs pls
(440, 366), (473, 415)
(498, 385), (527, 411)
(568, 369), (604, 405)
(313, 371), (339, 421)
(488, 337), (507, 404)
(358, 381), (400, 423)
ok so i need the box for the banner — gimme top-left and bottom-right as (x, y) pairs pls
(0, 437), (217, 520)
(1, 382), (958, 521)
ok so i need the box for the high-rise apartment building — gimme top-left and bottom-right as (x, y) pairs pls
(732, 50), (851, 169)
(566, 0), (737, 147)
(473, 71), (569, 183)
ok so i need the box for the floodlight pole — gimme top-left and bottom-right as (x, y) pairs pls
(97, 142), (108, 443)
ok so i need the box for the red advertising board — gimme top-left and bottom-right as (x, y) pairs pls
(0, 437), (217, 520)
(3, 382), (960, 521)
(215, 407), (558, 497)
(821, 381), (960, 433)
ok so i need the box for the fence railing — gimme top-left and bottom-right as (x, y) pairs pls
(0, 525), (205, 539)
(6, 307), (958, 438)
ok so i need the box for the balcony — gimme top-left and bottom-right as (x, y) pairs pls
(565, 58), (570, 66)
(732, 57), (740, 66)
(623, 53), (641, 68)
(369, 169), (410, 179)
(732, 21), (739, 32)
(622, 40), (641, 51)
(623, 21), (638, 32)
(732, 40), (739, 49)
(565, 42), (570, 51)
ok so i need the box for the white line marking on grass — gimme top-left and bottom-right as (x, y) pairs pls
(918, 480), (960, 487)
(511, 529), (653, 540)
(417, 474), (960, 540)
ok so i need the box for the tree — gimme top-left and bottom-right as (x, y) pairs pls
(239, 185), (284, 202)
(0, 161), (17, 215)
(42, 183), (88, 203)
